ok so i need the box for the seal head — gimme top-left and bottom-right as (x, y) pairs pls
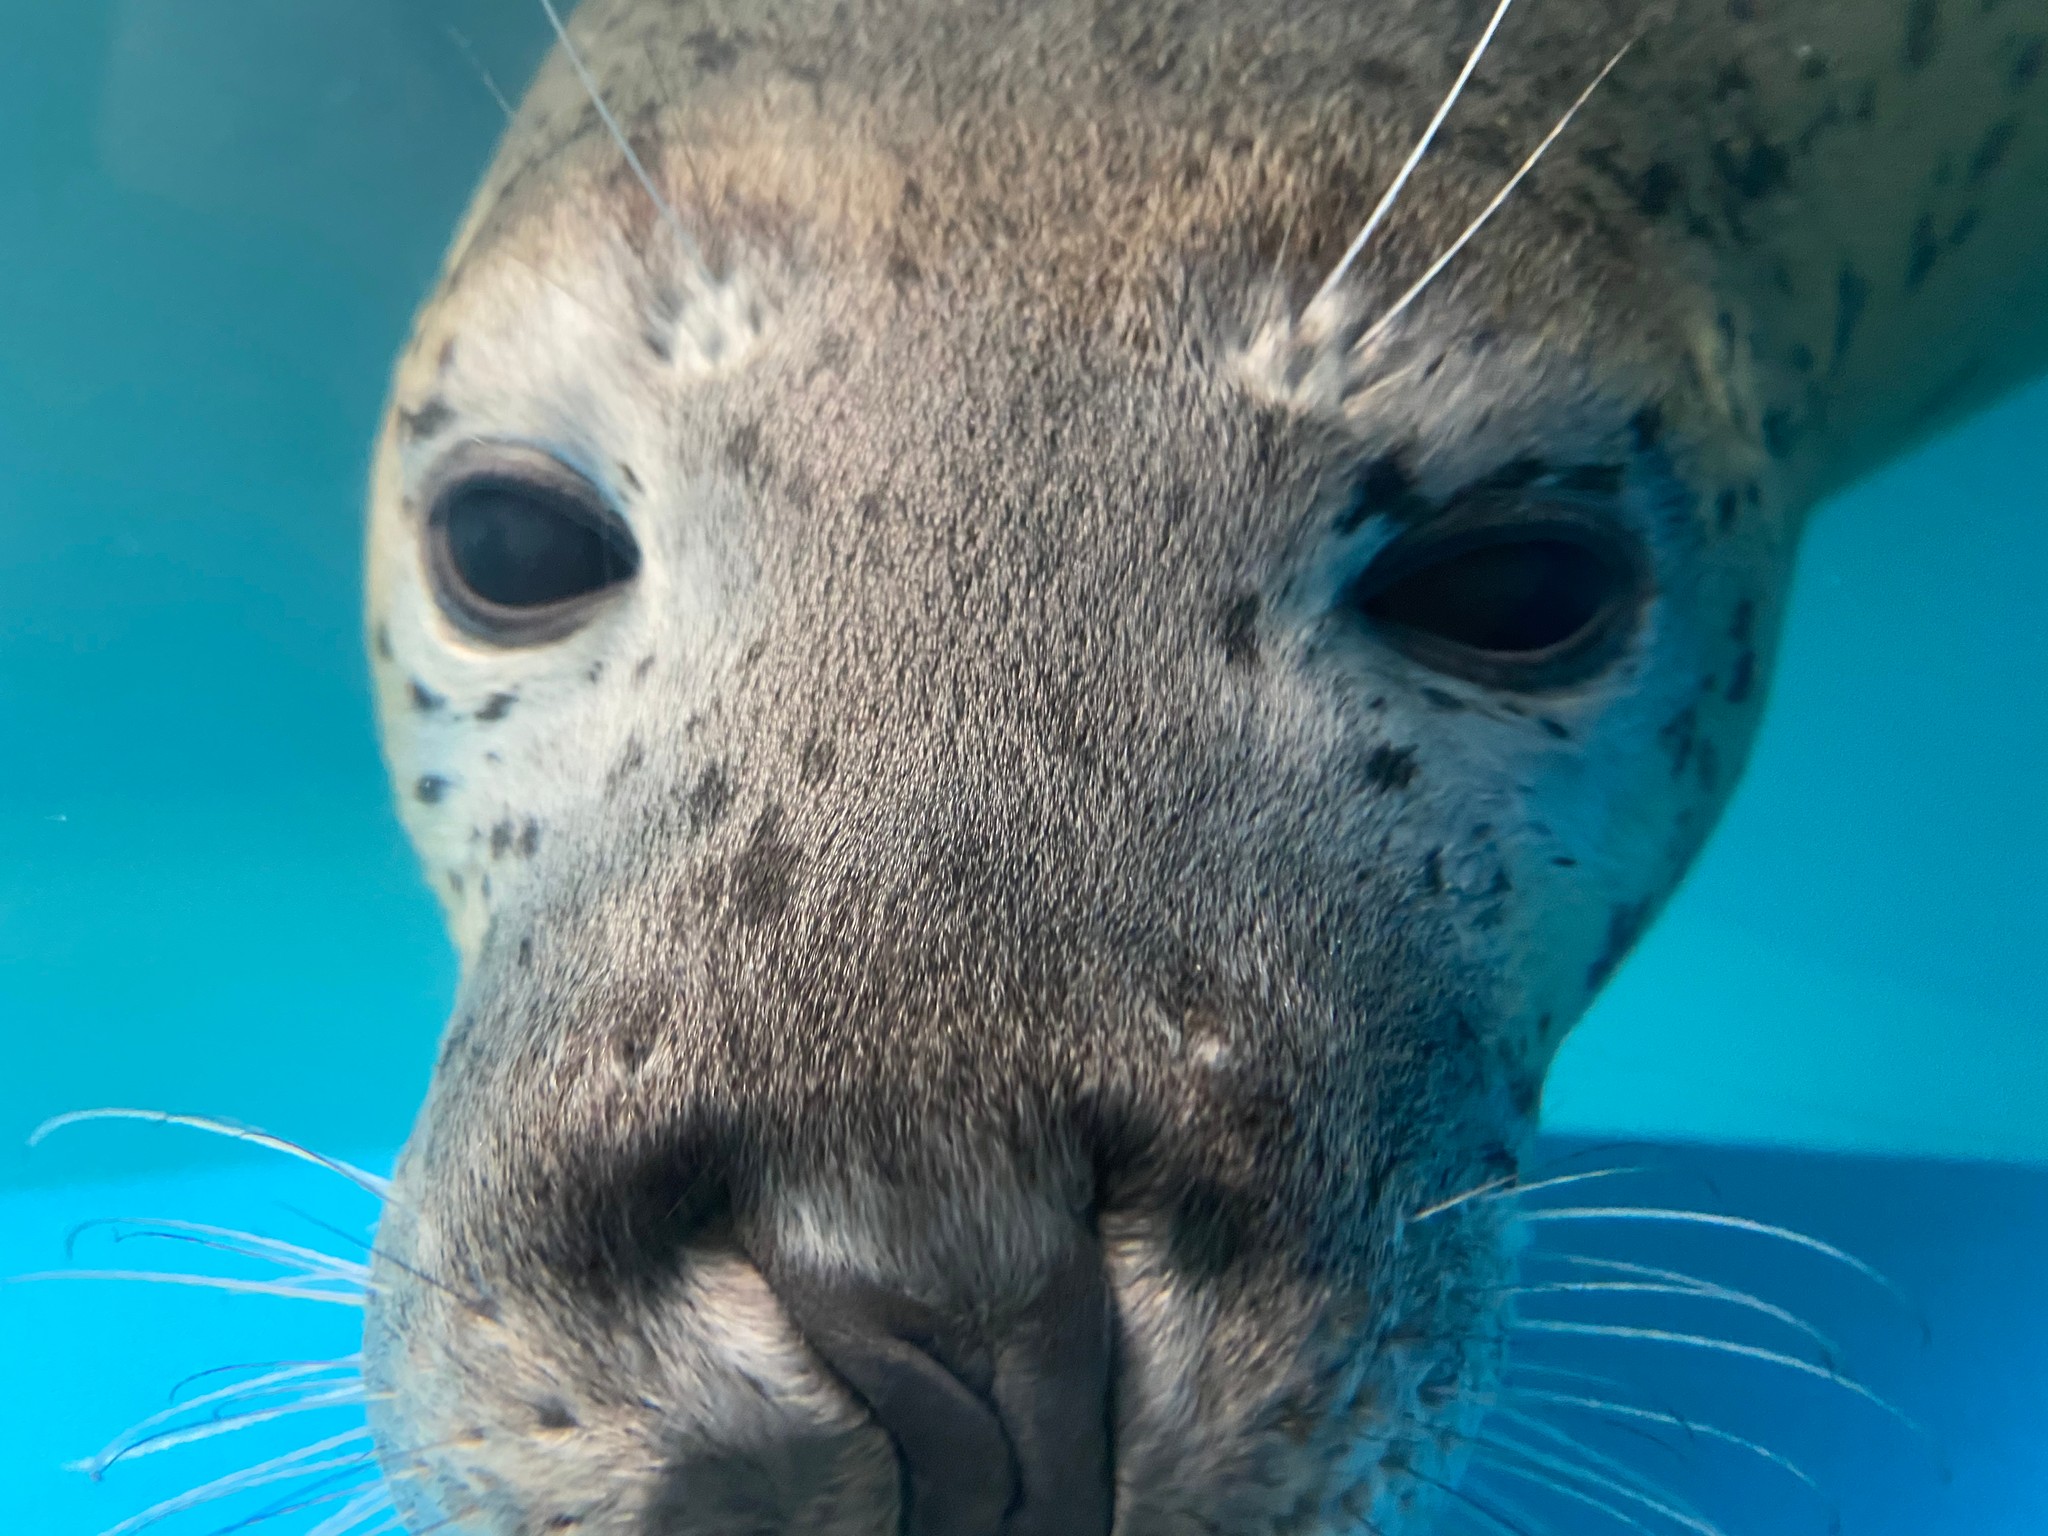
(359, 1), (2048, 1531)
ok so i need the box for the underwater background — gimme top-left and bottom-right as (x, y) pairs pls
(1, 2), (2043, 1532)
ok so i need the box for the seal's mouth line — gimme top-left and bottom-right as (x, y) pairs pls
(761, 1232), (1117, 1536)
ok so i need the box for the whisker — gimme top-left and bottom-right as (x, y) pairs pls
(1505, 1386), (1830, 1506)
(169, 1358), (365, 1402)
(1468, 1445), (1677, 1536)
(93, 1430), (376, 1536)
(1524, 1252), (1845, 1361)
(12, 1269), (366, 1305)
(1309, 0), (1520, 311)
(301, 1487), (397, 1536)
(1489, 1410), (1716, 1531)
(29, 1110), (391, 1201)
(87, 1358), (366, 1473)
(535, 0), (705, 273)
(1519, 1206), (1920, 1322)
(1352, 39), (1634, 355)
(1506, 1279), (1841, 1365)
(71, 1219), (374, 1286)
(1413, 1166), (1649, 1223)
(446, 25), (517, 120)
(1414, 1468), (1553, 1536)
(1510, 1319), (1923, 1436)
(282, 1203), (493, 1312)
(94, 1386), (372, 1473)
(199, 1468), (381, 1536)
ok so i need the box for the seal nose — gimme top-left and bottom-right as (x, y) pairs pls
(764, 1233), (1115, 1536)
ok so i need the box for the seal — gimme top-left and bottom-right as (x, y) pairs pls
(358, 0), (2048, 1531)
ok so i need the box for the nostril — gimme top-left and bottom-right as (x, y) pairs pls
(534, 1396), (580, 1433)
(764, 1234), (1115, 1536)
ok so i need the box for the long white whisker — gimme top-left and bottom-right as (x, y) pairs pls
(1519, 1205), (1916, 1315)
(1469, 1444), (1678, 1536)
(12, 1270), (365, 1305)
(1352, 40), (1633, 355)
(92, 1430), (375, 1536)
(1415, 1468), (1554, 1536)
(1505, 1386), (1828, 1502)
(1526, 1252), (1845, 1360)
(93, 1386), (372, 1472)
(1491, 1409), (1716, 1530)
(302, 1487), (397, 1536)
(536, 0), (704, 272)
(30, 1110), (391, 1200)
(1507, 1279), (1842, 1364)
(1510, 1318), (1921, 1434)
(74, 1219), (374, 1285)
(1413, 1166), (1649, 1223)
(1309, 0), (1520, 311)
(81, 1359), (366, 1476)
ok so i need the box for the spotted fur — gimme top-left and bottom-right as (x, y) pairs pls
(360, 0), (2048, 1531)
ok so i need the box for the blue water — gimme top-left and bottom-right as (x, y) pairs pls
(3, 2), (2045, 1533)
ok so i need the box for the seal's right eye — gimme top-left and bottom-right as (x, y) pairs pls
(425, 447), (640, 645)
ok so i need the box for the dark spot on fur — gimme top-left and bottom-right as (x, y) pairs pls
(476, 692), (516, 723)
(535, 1397), (580, 1432)
(1629, 404), (1664, 451)
(374, 623), (393, 661)
(519, 820), (541, 859)
(1729, 599), (1756, 646)
(799, 734), (838, 786)
(617, 463), (642, 496)
(1727, 649), (1756, 703)
(447, 870), (464, 895)
(490, 821), (516, 858)
(1659, 705), (1698, 777)
(1762, 408), (1799, 457)
(1713, 61), (1753, 99)
(1903, 0), (1942, 69)
(1337, 454), (1426, 534)
(399, 397), (454, 442)
(634, 654), (657, 682)
(2013, 36), (2044, 91)
(644, 330), (673, 363)
(724, 421), (764, 479)
(730, 809), (801, 926)
(1968, 117), (2019, 181)
(886, 245), (922, 291)
(415, 775), (450, 805)
(1421, 849), (1446, 895)
(1696, 737), (1722, 792)
(411, 679), (445, 713)
(517, 937), (533, 969)
(1799, 50), (1830, 80)
(1587, 900), (1652, 990)
(1217, 594), (1261, 668)
(1551, 855), (1578, 868)
(1713, 137), (1790, 201)
(1636, 160), (1682, 218)
(1906, 213), (1940, 289)
(1421, 686), (1465, 712)
(1949, 208), (1980, 247)
(1537, 717), (1571, 741)
(688, 763), (734, 833)
(1832, 264), (1869, 370)
(587, 661), (605, 684)
(1362, 744), (1419, 792)
(1715, 488), (1740, 531)
(608, 737), (646, 794)
(683, 26), (739, 72)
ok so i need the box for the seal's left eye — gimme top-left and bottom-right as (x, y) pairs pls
(425, 447), (640, 645)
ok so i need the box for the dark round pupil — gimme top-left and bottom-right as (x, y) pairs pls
(442, 485), (637, 610)
(1362, 537), (1615, 654)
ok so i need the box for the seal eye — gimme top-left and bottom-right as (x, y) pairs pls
(425, 447), (640, 645)
(1350, 519), (1642, 690)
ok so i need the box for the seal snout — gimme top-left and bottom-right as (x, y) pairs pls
(764, 1233), (1115, 1536)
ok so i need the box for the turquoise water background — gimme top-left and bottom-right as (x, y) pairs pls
(2, 2), (2044, 1532)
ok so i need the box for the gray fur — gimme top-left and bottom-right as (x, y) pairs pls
(359, 0), (2048, 1530)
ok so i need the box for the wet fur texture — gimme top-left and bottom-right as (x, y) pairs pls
(360, 1), (2048, 1531)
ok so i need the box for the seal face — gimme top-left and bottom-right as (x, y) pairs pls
(359, 1), (2048, 1531)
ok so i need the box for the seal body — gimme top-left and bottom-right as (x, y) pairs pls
(358, 2), (2048, 1531)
